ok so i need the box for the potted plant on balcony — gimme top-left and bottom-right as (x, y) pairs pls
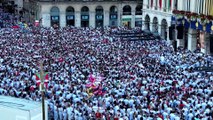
(190, 12), (198, 21)
(185, 11), (191, 21)
(173, 10), (184, 19)
(206, 15), (213, 24)
(197, 14), (207, 25)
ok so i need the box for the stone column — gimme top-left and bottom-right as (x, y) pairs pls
(178, 0), (184, 10)
(131, 11), (135, 28)
(190, 0), (196, 12)
(177, 39), (185, 48)
(143, 0), (148, 9)
(188, 29), (197, 51)
(42, 13), (50, 27)
(75, 11), (81, 27)
(104, 10), (109, 27)
(201, 33), (210, 54)
(60, 11), (66, 27)
(117, 5), (122, 26)
(89, 11), (95, 28)
(142, 13), (146, 30)
(159, 23), (162, 35)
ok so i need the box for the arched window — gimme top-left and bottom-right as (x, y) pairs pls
(81, 6), (89, 13)
(109, 6), (118, 26)
(152, 17), (158, 33)
(144, 15), (150, 31)
(161, 19), (168, 40)
(81, 6), (89, 27)
(95, 6), (104, 28)
(123, 5), (131, 15)
(66, 6), (75, 26)
(50, 6), (60, 27)
(135, 5), (142, 15)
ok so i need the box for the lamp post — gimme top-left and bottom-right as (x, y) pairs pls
(39, 61), (45, 120)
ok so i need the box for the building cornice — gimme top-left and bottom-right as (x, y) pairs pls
(142, 9), (173, 17)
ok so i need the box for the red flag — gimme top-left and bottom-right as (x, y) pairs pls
(35, 72), (49, 88)
(159, 0), (162, 9)
(89, 74), (95, 83)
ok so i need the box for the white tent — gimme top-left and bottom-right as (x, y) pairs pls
(0, 95), (48, 120)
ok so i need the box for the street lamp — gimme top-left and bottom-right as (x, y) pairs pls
(39, 61), (46, 120)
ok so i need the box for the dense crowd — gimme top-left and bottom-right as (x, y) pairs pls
(0, 8), (213, 120)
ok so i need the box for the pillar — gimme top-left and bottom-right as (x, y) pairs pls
(153, 0), (156, 10)
(104, 10), (109, 27)
(177, 39), (185, 48)
(143, 0), (148, 9)
(131, 11), (135, 28)
(201, 33), (210, 54)
(117, 5), (122, 26)
(89, 11), (95, 28)
(187, 29), (197, 51)
(42, 13), (50, 27)
(190, 0), (196, 12)
(142, 14), (146, 30)
(60, 11), (66, 27)
(178, 0), (184, 10)
(158, 23), (162, 35)
(75, 11), (81, 27)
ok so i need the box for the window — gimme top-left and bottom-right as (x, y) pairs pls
(81, 15), (89, 20)
(174, 0), (178, 10)
(164, 0), (167, 11)
(51, 16), (59, 20)
(186, 0), (190, 11)
(147, 0), (150, 8)
(154, 0), (158, 10)
(67, 15), (74, 20)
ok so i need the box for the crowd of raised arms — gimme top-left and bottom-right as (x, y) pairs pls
(0, 7), (213, 120)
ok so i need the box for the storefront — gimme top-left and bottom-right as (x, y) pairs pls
(122, 18), (131, 28)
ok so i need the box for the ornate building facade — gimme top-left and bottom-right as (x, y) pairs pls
(142, 0), (213, 55)
(24, 0), (142, 28)
(171, 0), (213, 54)
(142, 0), (174, 41)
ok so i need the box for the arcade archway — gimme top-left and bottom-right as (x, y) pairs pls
(122, 5), (132, 28)
(50, 6), (60, 27)
(81, 6), (89, 27)
(66, 6), (75, 26)
(109, 6), (118, 27)
(144, 15), (150, 31)
(152, 17), (158, 33)
(95, 6), (104, 28)
(161, 19), (168, 40)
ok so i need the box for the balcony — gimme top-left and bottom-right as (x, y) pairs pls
(142, 7), (173, 18)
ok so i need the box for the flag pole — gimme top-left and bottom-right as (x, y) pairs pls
(40, 61), (45, 120)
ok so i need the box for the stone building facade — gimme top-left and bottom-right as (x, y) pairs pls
(26, 0), (142, 28)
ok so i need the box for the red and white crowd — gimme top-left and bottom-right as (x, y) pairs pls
(0, 8), (213, 120)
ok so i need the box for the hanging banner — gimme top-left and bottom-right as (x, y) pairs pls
(184, 19), (190, 29)
(34, 20), (39, 27)
(206, 22), (212, 33)
(190, 21), (197, 29)
(159, 0), (162, 9)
